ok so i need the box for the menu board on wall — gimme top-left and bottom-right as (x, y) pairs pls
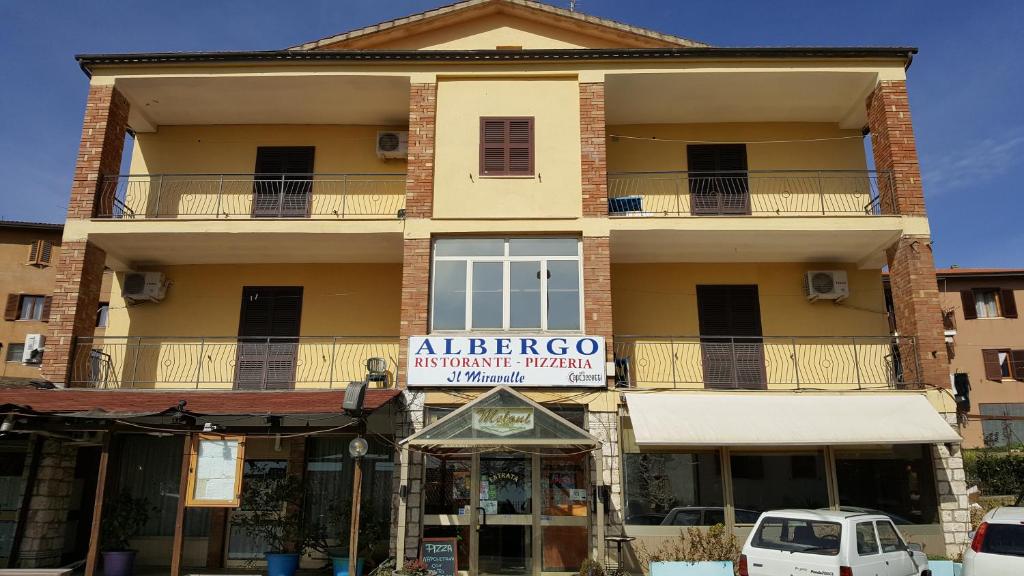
(185, 434), (245, 507)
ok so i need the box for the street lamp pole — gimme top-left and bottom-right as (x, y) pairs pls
(348, 431), (366, 576)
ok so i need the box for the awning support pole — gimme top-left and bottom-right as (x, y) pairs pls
(595, 449), (605, 563)
(170, 433), (193, 576)
(84, 432), (111, 576)
(395, 445), (410, 561)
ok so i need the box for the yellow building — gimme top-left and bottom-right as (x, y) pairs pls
(0, 1), (970, 573)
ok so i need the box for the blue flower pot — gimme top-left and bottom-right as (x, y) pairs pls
(332, 556), (365, 576)
(101, 550), (137, 576)
(265, 552), (300, 576)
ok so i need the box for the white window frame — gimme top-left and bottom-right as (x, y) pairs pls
(17, 295), (45, 321)
(430, 237), (584, 333)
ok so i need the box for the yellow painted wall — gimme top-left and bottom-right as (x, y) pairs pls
(612, 262), (892, 389)
(366, 13), (630, 50)
(608, 123), (872, 216)
(433, 77), (582, 219)
(0, 228), (62, 379)
(126, 125), (407, 219)
(100, 263), (401, 389)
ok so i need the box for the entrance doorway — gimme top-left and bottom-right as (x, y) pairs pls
(235, 286), (303, 390)
(697, 285), (766, 389)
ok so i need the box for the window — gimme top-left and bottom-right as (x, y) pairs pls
(96, 303), (109, 328)
(5, 344), (23, 363)
(27, 240), (53, 266)
(978, 523), (1024, 557)
(874, 521), (906, 552)
(480, 117), (534, 176)
(750, 517), (841, 556)
(252, 146), (315, 218)
(835, 444), (938, 524)
(983, 349), (1024, 382)
(431, 238), (581, 331)
(731, 452), (828, 518)
(687, 144), (750, 215)
(622, 452), (723, 526)
(980, 403), (1024, 447)
(855, 522), (880, 555)
(4, 294), (49, 322)
(962, 288), (1018, 320)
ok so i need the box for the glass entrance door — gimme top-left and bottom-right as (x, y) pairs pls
(477, 454), (532, 575)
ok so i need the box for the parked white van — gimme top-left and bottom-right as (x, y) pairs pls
(740, 509), (929, 576)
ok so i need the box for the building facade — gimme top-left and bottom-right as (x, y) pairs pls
(0, 1), (970, 573)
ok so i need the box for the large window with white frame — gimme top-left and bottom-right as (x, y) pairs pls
(431, 238), (582, 332)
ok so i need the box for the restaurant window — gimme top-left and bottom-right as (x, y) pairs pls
(622, 452), (724, 526)
(730, 452), (828, 522)
(431, 238), (581, 331)
(115, 435), (210, 536)
(835, 445), (938, 524)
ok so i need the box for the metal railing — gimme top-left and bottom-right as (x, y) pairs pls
(95, 173), (407, 219)
(607, 170), (895, 216)
(69, 336), (400, 390)
(613, 335), (918, 390)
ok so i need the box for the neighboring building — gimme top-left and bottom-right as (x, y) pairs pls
(937, 269), (1022, 448)
(0, 1), (968, 573)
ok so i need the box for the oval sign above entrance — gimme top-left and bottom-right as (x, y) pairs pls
(408, 336), (606, 387)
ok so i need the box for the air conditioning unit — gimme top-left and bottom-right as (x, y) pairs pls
(376, 131), (409, 159)
(804, 270), (849, 302)
(122, 271), (168, 304)
(23, 334), (45, 364)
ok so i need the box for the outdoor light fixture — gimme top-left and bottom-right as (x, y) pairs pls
(348, 435), (369, 459)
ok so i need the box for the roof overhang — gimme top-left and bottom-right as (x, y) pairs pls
(624, 392), (961, 447)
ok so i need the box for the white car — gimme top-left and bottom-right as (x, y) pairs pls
(740, 509), (929, 576)
(963, 506), (1024, 576)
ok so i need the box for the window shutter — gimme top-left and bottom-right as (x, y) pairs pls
(1000, 289), (1017, 319)
(4, 294), (19, 321)
(981, 349), (1003, 381)
(961, 290), (978, 320)
(480, 117), (534, 176)
(481, 119), (508, 175)
(41, 296), (52, 323)
(40, 240), (52, 264)
(28, 241), (38, 264)
(507, 118), (533, 175)
(1011, 350), (1024, 381)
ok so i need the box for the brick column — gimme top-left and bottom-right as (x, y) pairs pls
(16, 438), (77, 568)
(583, 237), (613, 383)
(397, 239), (431, 388)
(41, 85), (128, 385)
(405, 83), (436, 219)
(580, 82), (607, 217)
(867, 80), (948, 389)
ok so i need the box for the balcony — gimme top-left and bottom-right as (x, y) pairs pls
(607, 170), (892, 217)
(613, 335), (918, 390)
(96, 173), (406, 220)
(70, 336), (400, 390)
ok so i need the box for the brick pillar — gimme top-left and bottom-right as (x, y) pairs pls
(41, 241), (107, 386)
(16, 438), (77, 568)
(405, 83), (436, 219)
(867, 80), (948, 389)
(397, 239), (431, 388)
(580, 82), (607, 217)
(68, 85), (130, 219)
(583, 237), (613, 383)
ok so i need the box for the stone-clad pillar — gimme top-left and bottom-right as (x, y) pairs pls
(16, 438), (78, 568)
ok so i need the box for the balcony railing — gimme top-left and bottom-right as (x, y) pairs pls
(613, 335), (918, 390)
(607, 170), (894, 216)
(70, 336), (400, 390)
(96, 173), (406, 219)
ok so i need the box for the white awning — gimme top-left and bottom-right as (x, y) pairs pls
(624, 392), (961, 446)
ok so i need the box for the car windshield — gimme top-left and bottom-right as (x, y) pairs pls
(751, 517), (842, 556)
(982, 524), (1024, 557)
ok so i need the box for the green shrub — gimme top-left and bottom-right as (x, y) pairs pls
(964, 450), (1024, 496)
(635, 524), (741, 576)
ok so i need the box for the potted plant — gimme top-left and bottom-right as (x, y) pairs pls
(325, 499), (389, 576)
(100, 491), (152, 576)
(234, 475), (319, 576)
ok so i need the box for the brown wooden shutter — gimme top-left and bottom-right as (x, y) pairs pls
(40, 296), (52, 323)
(1000, 289), (1018, 319)
(28, 241), (38, 264)
(982, 349), (1004, 381)
(961, 290), (978, 320)
(507, 118), (534, 175)
(1011, 350), (1024, 381)
(480, 117), (534, 176)
(4, 294), (19, 321)
(40, 240), (52, 264)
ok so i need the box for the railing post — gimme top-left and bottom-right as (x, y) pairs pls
(670, 339), (678, 388)
(674, 175), (682, 216)
(216, 174), (224, 218)
(791, 337), (800, 390)
(278, 174), (286, 217)
(329, 337), (337, 389)
(195, 338), (205, 390)
(262, 336), (272, 390)
(852, 337), (862, 389)
(155, 175), (164, 218)
(817, 171), (825, 215)
(912, 336), (922, 389)
(129, 337), (142, 390)
(340, 175), (348, 218)
(729, 337), (737, 389)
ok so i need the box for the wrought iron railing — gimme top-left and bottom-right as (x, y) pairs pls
(95, 173), (407, 219)
(607, 170), (895, 216)
(613, 335), (919, 390)
(69, 336), (400, 390)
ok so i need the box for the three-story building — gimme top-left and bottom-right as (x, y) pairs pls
(0, 1), (969, 573)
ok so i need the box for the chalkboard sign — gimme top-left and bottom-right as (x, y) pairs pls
(420, 537), (458, 576)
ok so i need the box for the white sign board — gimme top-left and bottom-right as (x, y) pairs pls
(407, 336), (606, 387)
(186, 435), (244, 507)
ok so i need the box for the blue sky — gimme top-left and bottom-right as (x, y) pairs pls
(0, 0), (1021, 268)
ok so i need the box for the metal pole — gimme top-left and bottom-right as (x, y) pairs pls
(84, 433), (111, 576)
(852, 337), (862, 389)
(674, 175), (682, 215)
(817, 171), (826, 215)
(341, 174), (348, 217)
(348, 444), (364, 576)
(791, 337), (801, 390)
(195, 338), (205, 389)
(155, 175), (164, 217)
(130, 336), (142, 389)
(278, 174), (286, 217)
(328, 337), (337, 389)
(216, 174), (224, 217)
(170, 434), (192, 576)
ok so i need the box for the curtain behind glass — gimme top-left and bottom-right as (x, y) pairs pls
(116, 435), (209, 537)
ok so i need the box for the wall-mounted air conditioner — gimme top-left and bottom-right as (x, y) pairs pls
(122, 271), (168, 304)
(23, 334), (45, 364)
(804, 270), (849, 302)
(376, 131), (409, 159)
